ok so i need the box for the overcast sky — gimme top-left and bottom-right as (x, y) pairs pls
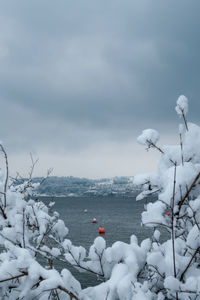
(0, 0), (200, 178)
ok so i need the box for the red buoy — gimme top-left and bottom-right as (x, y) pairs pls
(166, 212), (170, 216)
(99, 227), (105, 234)
(92, 218), (97, 223)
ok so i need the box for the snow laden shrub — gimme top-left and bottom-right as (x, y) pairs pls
(0, 151), (81, 300)
(133, 95), (200, 300)
(0, 146), (152, 299)
(75, 95), (200, 300)
(0, 95), (199, 299)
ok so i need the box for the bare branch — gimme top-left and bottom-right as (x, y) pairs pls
(0, 272), (28, 283)
(178, 171), (200, 209)
(0, 144), (9, 208)
(180, 246), (200, 282)
(171, 163), (177, 279)
(0, 271), (80, 300)
(146, 140), (176, 166)
(179, 133), (184, 166)
(39, 167), (53, 186)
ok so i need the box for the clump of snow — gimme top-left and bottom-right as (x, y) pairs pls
(164, 276), (180, 291)
(142, 201), (166, 226)
(153, 229), (161, 241)
(175, 95), (188, 116)
(137, 129), (160, 147)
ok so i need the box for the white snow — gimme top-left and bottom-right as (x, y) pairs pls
(137, 129), (160, 147)
(175, 95), (188, 116)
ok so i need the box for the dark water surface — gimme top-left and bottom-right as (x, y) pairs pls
(41, 195), (154, 247)
(40, 195), (155, 288)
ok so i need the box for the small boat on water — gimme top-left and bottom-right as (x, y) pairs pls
(92, 218), (97, 223)
(84, 209), (88, 213)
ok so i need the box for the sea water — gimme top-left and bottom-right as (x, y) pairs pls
(40, 195), (159, 288)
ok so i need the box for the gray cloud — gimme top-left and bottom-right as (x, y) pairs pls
(0, 0), (200, 177)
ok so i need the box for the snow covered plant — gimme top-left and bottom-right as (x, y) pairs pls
(0, 146), (151, 300)
(0, 150), (81, 300)
(0, 94), (199, 300)
(63, 95), (200, 300)
(133, 95), (200, 299)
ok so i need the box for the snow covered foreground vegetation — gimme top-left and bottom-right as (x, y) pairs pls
(0, 96), (199, 299)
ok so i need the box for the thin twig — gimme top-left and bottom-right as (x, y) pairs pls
(178, 172), (200, 209)
(180, 246), (200, 282)
(171, 163), (178, 300)
(182, 110), (188, 131)
(22, 208), (25, 248)
(0, 272), (28, 283)
(0, 271), (80, 300)
(171, 163), (177, 278)
(146, 140), (176, 166)
(0, 144), (9, 208)
(179, 133), (184, 166)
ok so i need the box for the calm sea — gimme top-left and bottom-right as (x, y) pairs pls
(40, 194), (158, 288)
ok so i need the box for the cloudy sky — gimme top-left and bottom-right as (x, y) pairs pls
(0, 0), (200, 178)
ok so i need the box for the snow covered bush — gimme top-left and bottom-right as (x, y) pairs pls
(0, 95), (199, 299)
(133, 95), (200, 300)
(0, 149), (82, 299)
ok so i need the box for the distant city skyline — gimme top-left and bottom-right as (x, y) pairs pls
(0, 0), (200, 178)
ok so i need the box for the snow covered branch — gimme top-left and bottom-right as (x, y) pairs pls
(133, 95), (200, 300)
(0, 94), (199, 299)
